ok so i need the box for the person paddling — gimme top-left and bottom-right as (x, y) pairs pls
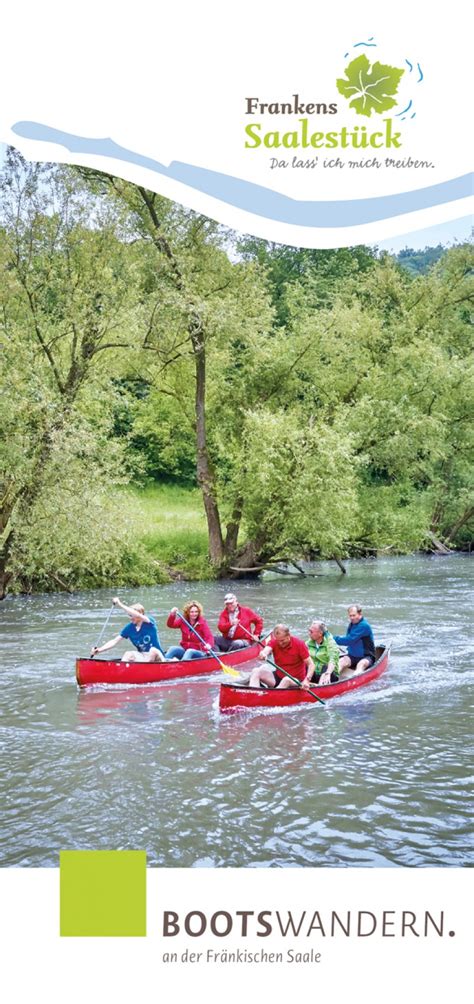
(214, 593), (263, 652)
(304, 620), (340, 685)
(165, 601), (215, 661)
(334, 604), (375, 678)
(90, 597), (165, 663)
(248, 624), (314, 690)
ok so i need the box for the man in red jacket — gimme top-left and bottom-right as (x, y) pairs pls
(214, 592), (263, 652)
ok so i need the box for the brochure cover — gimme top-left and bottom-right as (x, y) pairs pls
(1, 2), (472, 1002)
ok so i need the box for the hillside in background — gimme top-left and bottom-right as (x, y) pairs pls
(396, 241), (472, 274)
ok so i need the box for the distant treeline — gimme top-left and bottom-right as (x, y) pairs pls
(396, 244), (454, 275)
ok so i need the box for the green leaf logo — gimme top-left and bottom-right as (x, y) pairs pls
(336, 54), (405, 117)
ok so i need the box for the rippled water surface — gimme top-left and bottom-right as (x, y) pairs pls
(1, 555), (473, 867)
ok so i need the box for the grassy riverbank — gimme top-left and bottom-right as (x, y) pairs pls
(8, 482), (471, 596)
(121, 484), (210, 582)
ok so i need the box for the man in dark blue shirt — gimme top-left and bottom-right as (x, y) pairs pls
(91, 597), (164, 662)
(334, 604), (375, 678)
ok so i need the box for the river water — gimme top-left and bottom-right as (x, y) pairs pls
(1, 555), (473, 868)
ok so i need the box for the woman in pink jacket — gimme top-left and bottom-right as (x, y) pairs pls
(165, 600), (215, 660)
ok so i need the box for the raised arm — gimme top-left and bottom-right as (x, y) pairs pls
(166, 609), (181, 628)
(113, 597), (150, 623)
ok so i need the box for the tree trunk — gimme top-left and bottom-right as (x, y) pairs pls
(192, 329), (225, 567)
(229, 535), (273, 577)
(132, 186), (234, 573)
(224, 497), (243, 560)
(444, 506), (474, 543)
(0, 569), (12, 601)
(0, 530), (14, 599)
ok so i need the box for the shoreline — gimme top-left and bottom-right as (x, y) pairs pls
(2, 545), (471, 600)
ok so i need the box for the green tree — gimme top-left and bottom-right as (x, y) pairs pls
(0, 151), (146, 595)
(2, 153), (472, 595)
(237, 238), (377, 326)
(232, 409), (359, 564)
(76, 167), (275, 570)
(283, 247), (474, 553)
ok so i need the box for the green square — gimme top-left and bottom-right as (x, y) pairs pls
(60, 850), (147, 937)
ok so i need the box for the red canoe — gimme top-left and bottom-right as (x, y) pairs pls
(76, 642), (261, 687)
(218, 644), (390, 713)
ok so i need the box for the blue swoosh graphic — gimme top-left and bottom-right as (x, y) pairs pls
(396, 100), (413, 117)
(12, 121), (473, 229)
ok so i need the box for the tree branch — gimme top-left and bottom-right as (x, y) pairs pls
(24, 288), (65, 394)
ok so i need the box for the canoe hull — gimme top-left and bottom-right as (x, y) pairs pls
(219, 644), (390, 712)
(76, 643), (261, 687)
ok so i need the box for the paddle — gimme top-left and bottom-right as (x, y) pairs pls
(90, 604), (115, 658)
(237, 622), (325, 706)
(175, 611), (241, 678)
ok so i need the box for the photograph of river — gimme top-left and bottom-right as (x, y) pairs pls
(1, 554), (472, 868)
(1, 150), (473, 872)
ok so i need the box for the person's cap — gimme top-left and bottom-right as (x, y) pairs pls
(224, 593), (237, 602)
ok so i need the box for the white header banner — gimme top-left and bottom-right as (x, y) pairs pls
(1, 1), (472, 247)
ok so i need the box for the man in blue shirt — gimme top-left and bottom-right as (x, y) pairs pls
(90, 597), (165, 662)
(334, 604), (375, 678)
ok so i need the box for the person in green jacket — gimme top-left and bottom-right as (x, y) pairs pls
(303, 620), (340, 687)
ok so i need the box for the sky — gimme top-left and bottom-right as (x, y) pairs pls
(0, 143), (471, 252)
(376, 216), (472, 252)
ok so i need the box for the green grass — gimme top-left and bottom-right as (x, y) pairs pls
(119, 483), (211, 580)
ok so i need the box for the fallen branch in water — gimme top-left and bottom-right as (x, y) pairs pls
(52, 573), (74, 593)
(230, 564), (322, 577)
(425, 531), (452, 555)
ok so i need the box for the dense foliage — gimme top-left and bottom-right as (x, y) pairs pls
(0, 150), (472, 595)
(396, 243), (450, 275)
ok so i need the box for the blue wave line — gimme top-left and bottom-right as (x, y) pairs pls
(405, 59), (413, 71)
(417, 63), (424, 82)
(11, 121), (473, 230)
(396, 100), (413, 117)
(353, 41), (377, 47)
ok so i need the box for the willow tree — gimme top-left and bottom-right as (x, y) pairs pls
(274, 247), (474, 553)
(0, 151), (147, 596)
(77, 168), (275, 570)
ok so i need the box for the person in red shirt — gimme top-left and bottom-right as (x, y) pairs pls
(165, 600), (215, 661)
(214, 592), (264, 652)
(248, 624), (315, 689)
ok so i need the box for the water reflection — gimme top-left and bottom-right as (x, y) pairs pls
(76, 680), (215, 725)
